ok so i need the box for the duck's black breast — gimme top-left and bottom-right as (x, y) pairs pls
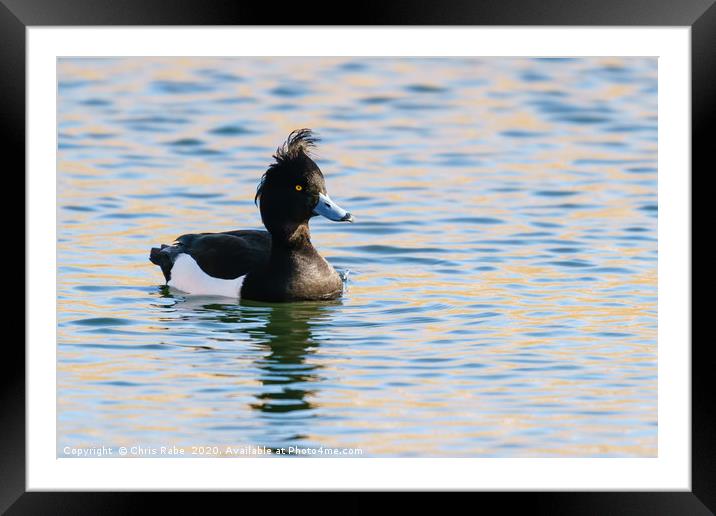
(241, 247), (344, 302)
(173, 229), (271, 279)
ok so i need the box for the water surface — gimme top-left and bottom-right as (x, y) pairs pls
(58, 57), (657, 457)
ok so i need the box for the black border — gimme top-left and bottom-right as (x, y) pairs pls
(5, 0), (711, 513)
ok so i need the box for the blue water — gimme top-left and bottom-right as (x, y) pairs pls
(57, 57), (657, 457)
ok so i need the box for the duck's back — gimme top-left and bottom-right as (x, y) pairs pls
(149, 229), (271, 297)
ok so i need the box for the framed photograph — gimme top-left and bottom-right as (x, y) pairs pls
(7, 0), (711, 512)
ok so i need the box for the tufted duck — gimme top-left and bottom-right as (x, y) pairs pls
(149, 129), (353, 301)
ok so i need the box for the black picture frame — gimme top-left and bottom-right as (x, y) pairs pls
(4, 0), (711, 512)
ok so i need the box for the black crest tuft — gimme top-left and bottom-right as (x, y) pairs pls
(255, 129), (319, 205)
(273, 128), (319, 164)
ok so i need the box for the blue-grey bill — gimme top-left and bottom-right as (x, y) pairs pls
(313, 192), (354, 222)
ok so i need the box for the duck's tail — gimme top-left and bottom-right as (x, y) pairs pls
(149, 244), (179, 282)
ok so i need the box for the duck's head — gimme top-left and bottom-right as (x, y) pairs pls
(255, 129), (353, 238)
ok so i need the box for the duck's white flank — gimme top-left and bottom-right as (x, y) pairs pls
(167, 253), (243, 298)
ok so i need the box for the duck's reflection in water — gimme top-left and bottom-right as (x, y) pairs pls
(159, 289), (339, 418)
(241, 299), (340, 415)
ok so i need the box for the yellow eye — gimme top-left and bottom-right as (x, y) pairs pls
(295, 185), (303, 191)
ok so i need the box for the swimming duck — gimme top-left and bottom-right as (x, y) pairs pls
(149, 129), (353, 302)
